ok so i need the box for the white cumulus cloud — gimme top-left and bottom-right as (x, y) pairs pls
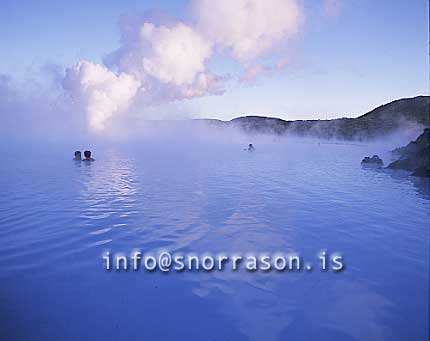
(140, 22), (213, 86)
(106, 20), (224, 105)
(193, 0), (303, 62)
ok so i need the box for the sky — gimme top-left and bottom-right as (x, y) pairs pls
(0, 0), (428, 134)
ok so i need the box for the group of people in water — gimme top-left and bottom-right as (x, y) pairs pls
(73, 150), (95, 162)
(73, 144), (253, 161)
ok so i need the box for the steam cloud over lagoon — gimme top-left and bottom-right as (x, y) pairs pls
(0, 0), (427, 142)
(62, 0), (303, 133)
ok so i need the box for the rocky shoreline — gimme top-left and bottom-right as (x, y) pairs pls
(387, 129), (429, 177)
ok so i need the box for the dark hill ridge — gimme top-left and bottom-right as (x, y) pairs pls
(201, 96), (429, 140)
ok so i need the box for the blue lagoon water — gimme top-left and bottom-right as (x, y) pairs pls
(0, 137), (429, 340)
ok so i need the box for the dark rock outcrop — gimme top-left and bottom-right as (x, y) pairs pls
(387, 129), (429, 177)
(362, 155), (383, 167)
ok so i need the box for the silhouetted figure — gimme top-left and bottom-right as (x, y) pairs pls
(74, 151), (82, 161)
(83, 150), (95, 162)
(245, 143), (255, 151)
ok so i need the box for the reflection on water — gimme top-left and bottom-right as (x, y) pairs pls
(0, 140), (428, 341)
(76, 152), (140, 247)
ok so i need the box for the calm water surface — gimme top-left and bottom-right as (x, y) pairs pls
(0, 138), (429, 340)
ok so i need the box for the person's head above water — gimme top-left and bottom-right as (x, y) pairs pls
(245, 143), (255, 151)
(74, 151), (81, 160)
(83, 150), (94, 161)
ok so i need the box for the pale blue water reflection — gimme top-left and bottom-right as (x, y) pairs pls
(0, 139), (428, 340)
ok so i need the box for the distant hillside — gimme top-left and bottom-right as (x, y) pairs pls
(201, 96), (429, 140)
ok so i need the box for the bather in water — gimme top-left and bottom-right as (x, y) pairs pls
(82, 150), (95, 162)
(244, 143), (255, 151)
(73, 151), (82, 161)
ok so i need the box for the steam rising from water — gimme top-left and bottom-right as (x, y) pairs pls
(62, 0), (303, 133)
(63, 61), (141, 132)
(0, 0), (425, 151)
